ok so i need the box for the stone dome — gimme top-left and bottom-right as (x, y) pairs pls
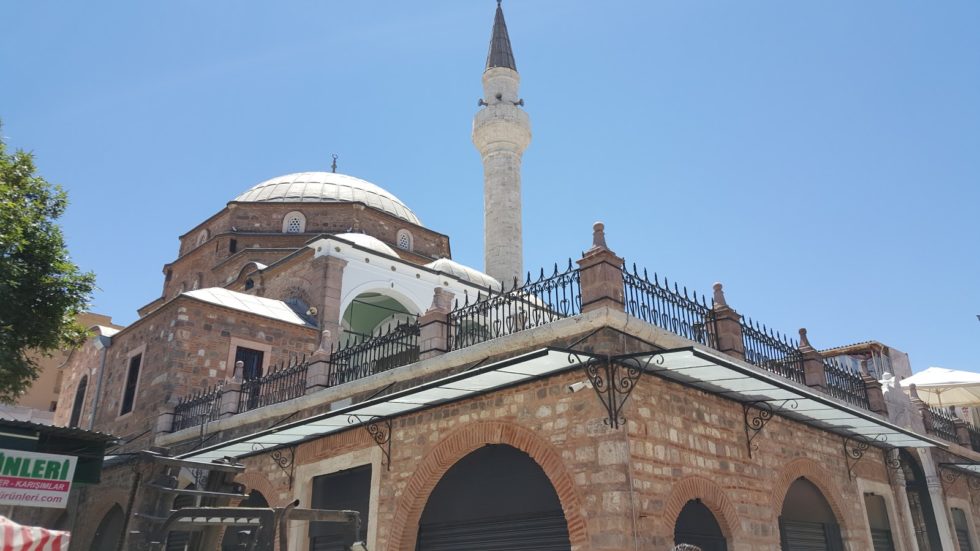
(425, 258), (501, 289)
(234, 172), (421, 226)
(334, 233), (399, 258)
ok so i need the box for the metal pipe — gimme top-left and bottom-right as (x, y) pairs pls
(88, 334), (112, 430)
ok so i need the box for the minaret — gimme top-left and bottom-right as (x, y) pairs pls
(473, 0), (531, 286)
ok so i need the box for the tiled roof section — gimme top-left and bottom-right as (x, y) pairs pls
(486, 1), (516, 71)
(183, 288), (314, 327)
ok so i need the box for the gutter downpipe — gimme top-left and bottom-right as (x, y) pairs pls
(88, 334), (112, 431)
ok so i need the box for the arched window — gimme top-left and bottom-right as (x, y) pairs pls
(396, 229), (413, 251)
(282, 211), (306, 233)
(90, 504), (125, 551)
(417, 445), (570, 551)
(675, 499), (727, 551)
(68, 375), (88, 428)
(196, 229), (209, 247)
(779, 477), (843, 551)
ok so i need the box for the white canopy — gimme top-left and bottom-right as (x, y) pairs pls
(900, 367), (980, 407)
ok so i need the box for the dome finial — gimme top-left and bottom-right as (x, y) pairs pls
(331, 154), (338, 173)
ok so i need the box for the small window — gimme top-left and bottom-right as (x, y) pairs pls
(229, 238), (238, 254)
(69, 376), (88, 428)
(120, 354), (142, 415)
(396, 229), (413, 251)
(310, 465), (371, 548)
(282, 211), (306, 233)
(196, 229), (209, 247)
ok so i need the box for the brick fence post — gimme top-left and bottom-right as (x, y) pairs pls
(419, 287), (455, 360)
(218, 360), (244, 418)
(954, 418), (972, 447)
(155, 398), (178, 434)
(798, 328), (828, 392)
(306, 329), (333, 394)
(859, 361), (888, 415)
(576, 222), (624, 314)
(711, 283), (744, 360)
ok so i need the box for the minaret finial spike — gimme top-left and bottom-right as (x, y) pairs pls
(331, 154), (338, 173)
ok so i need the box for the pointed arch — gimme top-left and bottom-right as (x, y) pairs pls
(663, 476), (740, 542)
(386, 421), (588, 551)
(770, 458), (850, 533)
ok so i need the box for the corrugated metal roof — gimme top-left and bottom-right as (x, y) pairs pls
(0, 418), (118, 444)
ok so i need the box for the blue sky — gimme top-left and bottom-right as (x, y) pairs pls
(2, 2), (978, 372)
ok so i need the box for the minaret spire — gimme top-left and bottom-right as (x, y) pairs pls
(473, 1), (531, 286)
(486, 0), (516, 72)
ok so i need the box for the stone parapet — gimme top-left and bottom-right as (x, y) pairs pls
(420, 288), (454, 360)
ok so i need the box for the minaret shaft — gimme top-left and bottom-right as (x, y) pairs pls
(474, 3), (530, 286)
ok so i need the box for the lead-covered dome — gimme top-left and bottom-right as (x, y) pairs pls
(234, 172), (421, 226)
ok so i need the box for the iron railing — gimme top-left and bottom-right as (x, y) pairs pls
(172, 384), (222, 432)
(969, 425), (980, 453)
(448, 262), (581, 350)
(740, 318), (806, 384)
(327, 322), (420, 386)
(238, 354), (309, 413)
(621, 264), (716, 348)
(925, 406), (959, 443)
(823, 358), (870, 409)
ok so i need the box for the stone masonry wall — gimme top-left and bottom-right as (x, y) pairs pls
(228, 366), (897, 551)
(56, 297), (317, 446)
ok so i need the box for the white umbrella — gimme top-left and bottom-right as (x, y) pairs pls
(900, 367), (980, 407)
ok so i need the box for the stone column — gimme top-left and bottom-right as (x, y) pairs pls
(218, 360), (244, 418)
(576, 222), (624, 314)
(954, 418), (972, 448)
(419, 288), (455, 360)
(798, 328), (828, 392)
(710, 283), (745, 360)
(315, 255), (348, 346)
(306, 330), (334, 394)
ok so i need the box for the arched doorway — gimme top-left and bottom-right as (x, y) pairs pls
(68, 375), (87, 428)
(90, 504), (125, 551)
(221, 490), (269, 551)
(341, 292), (415, 345)
(778, 477), (844, 551)
(674, 499), (727, 551)
(900, 450), (943, 551)
(416, 444), (570, 551)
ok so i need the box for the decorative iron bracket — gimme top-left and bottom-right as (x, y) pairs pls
(843, 434), (884, 480)
(882, 448), (903, 486)
(742, 399), (797, 458)
(349, 415), (392, 471)
(576, 353), (647, 429)
(250, 443), (297, 489)
(272, 446), (296, 489)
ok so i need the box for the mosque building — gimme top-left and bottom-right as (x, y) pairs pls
(25, 3), (980, 550)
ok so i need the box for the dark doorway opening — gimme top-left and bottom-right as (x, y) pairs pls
(675, 499), (727, 551)
(90, 504), (125, 551)
(416, 444), (570, 551)
(778, 477), (844, 551)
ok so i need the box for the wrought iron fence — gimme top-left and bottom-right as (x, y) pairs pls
(172, 384), (222, 432)
(327, 322), (420, 386)
(238, 354), (310, 413)
(823, 358), (870, 409)
(969, 425), (980, 453)
(740, 318), (806, 384)
(924, 406), (959, 443)
(621, 264), (716, 348)
(448, 261), (581, 350)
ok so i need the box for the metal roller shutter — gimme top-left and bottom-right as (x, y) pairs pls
(958, 529), (974, 551)
(871, 529), (895, 551)
(417, 510), (570, 551)
(779, 519), (844, 551)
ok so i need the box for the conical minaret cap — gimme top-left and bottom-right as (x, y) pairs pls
(485, 1), (516, 71)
